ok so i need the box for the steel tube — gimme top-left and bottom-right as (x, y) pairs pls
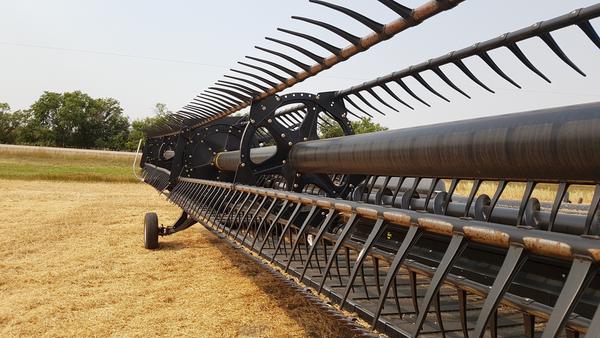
(289, 102), (600, 183)
(214, 146), (277, 172)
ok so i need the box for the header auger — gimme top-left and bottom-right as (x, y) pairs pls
(137, 2), (600, 337)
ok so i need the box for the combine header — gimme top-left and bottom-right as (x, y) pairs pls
(137, 1), (600, 337)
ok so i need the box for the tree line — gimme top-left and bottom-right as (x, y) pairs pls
(0, 91), (165, 151)
(1, 90), (387, 152)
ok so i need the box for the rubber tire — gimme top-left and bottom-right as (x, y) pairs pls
(144, 212), (159, 249)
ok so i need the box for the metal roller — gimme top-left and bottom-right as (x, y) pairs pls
(289, 102), (600, 183)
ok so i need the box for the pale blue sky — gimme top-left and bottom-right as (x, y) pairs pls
(1, 0), (599, 129)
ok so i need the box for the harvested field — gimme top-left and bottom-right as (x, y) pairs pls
(0, 180), (351, 337)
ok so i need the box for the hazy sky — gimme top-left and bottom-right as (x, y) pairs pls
(1, 0), (599, 130)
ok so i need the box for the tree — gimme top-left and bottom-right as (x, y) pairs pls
(0, 102), (9, 114)
(0, 103), (36, 144)
(319, 116), (387, 139)
(27, 91), (130, 149)
(125, 103), (171, 151)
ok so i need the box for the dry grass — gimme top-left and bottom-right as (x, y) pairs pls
(450, 180), (595, 205)
(0, 180), (350, 337)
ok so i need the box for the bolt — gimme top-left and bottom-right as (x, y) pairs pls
(250, 119), (255, 124)
(282, 160), (286, 164)
(281, 133), (286, 138)
(303, 137), (308, 141)
(288, 142), (293, 146)
(261, 106), (266, 111)
(241, 163), (246, 167)
(293, 184), (299, 188)
(267, 118), (272, 123)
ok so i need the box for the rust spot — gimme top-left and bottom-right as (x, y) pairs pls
(383, 211), (411, 226)
(463, 226), (510, 248)
(523, 237), (572, 259)
(300, 197), (314, 205)
(275, 192), (288, 200)
(356, 207), (378, 220)
(316, 200), (332, 208)
(335, 203), (352, 213)
(418, 217), (453, 235)
(286, 193), (300, 202)
(588, 249), (600, 262)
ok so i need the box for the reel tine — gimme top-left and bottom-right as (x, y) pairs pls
(578, 20), (600, 49)
(199, 93), (239, 107)
(218, 80), (261, 95)
(453, 59), (495, 93)
(216, 81), (259, 97)
(204, 90), (244, 105)
(354, 92), (386, 115)
(413, 73), (451, 102)
(506, 42), (551, 83)
(395, 79), (431, 107)
(310, 0), (384, 33)
(245, 55), (299, 78)
(343, 96), (373, 118)
(366, 88), (399, 112)
(265, 37), (325, 64)
(478, 51), (521, 88)
(379, 83), (414, 110)
(223, 74), (269, 92)
(539, 31), (586, 76)
(277, 28), (341, 56)
(377, 0), (412, 19)
(238, 61), (287, 83)
(230, 68), (278, 88)
(432, 66), (471, 98)
(208, 86), (253, 102)
(254, 46), (312, 72)
(292, 16), (361, 45)
(195, 98), (229, 111)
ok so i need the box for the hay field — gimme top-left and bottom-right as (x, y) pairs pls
(0, 146), (350, 337)
(0, 144), (137, 182)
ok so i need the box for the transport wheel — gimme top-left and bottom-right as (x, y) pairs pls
(144, 212), (159, 249)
